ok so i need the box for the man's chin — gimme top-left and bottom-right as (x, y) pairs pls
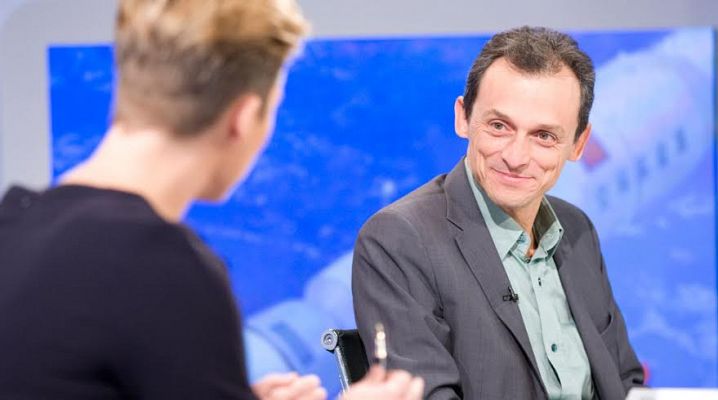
(487, 190), (536, 213)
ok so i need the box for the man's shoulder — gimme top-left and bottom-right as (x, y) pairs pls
(364, 173), (449, 231)
(545, 194), (582, 217)
(545, 194), (593, 231)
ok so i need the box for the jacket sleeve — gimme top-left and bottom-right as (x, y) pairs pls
(352, 209), (462, 399)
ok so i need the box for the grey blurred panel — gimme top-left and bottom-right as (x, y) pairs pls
(0, 0), (116, 192)
(299, 0), (718, 37)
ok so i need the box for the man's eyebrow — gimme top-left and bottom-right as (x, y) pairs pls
(481, 108), (511, 121)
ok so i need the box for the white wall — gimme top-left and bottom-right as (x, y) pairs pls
(0, 0), (116, 191)
(300, 0), (718, 37)
(0, 0), (25, 28)
(0, 0), (715, 191)
(1, 0), (717, 35)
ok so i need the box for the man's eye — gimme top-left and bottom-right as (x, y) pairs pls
(537, 131), (557, 143)
(491, 122), (505, 130)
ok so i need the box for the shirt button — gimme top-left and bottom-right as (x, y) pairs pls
(551, 343), (558, 352)
(538, 277), (542, 286)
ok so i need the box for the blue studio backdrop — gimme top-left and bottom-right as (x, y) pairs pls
(49, 28), (717, 394)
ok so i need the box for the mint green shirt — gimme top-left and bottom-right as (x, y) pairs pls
(465, 160), (594, 399)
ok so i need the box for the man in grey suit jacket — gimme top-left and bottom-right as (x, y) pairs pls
(352, 26), (644, 399)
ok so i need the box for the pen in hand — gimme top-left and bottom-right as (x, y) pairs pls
(340, 322), (424, 399)
(374, 322), (387, 371)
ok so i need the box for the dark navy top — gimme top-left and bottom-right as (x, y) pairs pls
(0, 185), (256, 399)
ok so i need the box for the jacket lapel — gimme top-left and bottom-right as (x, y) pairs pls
(444, 159), (545, 391)
(555, 239), (625, 400)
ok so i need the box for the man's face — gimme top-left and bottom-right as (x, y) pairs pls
(455, 57), (591, 217)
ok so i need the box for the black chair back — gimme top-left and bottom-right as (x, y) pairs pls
(321, 328), (370, 391)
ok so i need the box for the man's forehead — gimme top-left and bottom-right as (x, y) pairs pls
(472, 61), (581, 134)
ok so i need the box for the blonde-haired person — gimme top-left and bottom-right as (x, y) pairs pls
(0, 1), (423, 399)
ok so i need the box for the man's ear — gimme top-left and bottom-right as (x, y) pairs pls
(569, 123), (592, 161)
(454, 96), (469, 139)
(227, 94), (263, 142)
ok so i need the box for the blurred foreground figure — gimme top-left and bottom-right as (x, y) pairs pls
(352, 26), (644, 399)
(0, 1), (422, 399)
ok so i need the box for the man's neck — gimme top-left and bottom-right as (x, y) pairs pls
(503, 201), (542, 254)
(60, 125), (213, 222)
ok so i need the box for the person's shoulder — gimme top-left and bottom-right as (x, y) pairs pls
(29, 185), (221, 278)
(359, 173), (449, 237)
(381, 174), (448, 219)
(546, 194), (593, 229)
(47, 186), (185, 248)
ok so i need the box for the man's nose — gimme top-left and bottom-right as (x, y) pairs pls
(500, 134), (531, 170)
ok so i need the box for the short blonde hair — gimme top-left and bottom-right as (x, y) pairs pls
(114, 0), (309, 136)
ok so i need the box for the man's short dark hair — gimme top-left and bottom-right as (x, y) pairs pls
(462, 26), (595, 141)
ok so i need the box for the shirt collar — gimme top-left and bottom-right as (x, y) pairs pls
(464, 159), (563, 260)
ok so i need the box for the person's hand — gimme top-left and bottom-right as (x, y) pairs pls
(341, 365), (424, 400)
(252, 372), (327, 400)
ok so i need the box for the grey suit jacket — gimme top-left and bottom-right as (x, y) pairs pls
(352, 159), (643, 400)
